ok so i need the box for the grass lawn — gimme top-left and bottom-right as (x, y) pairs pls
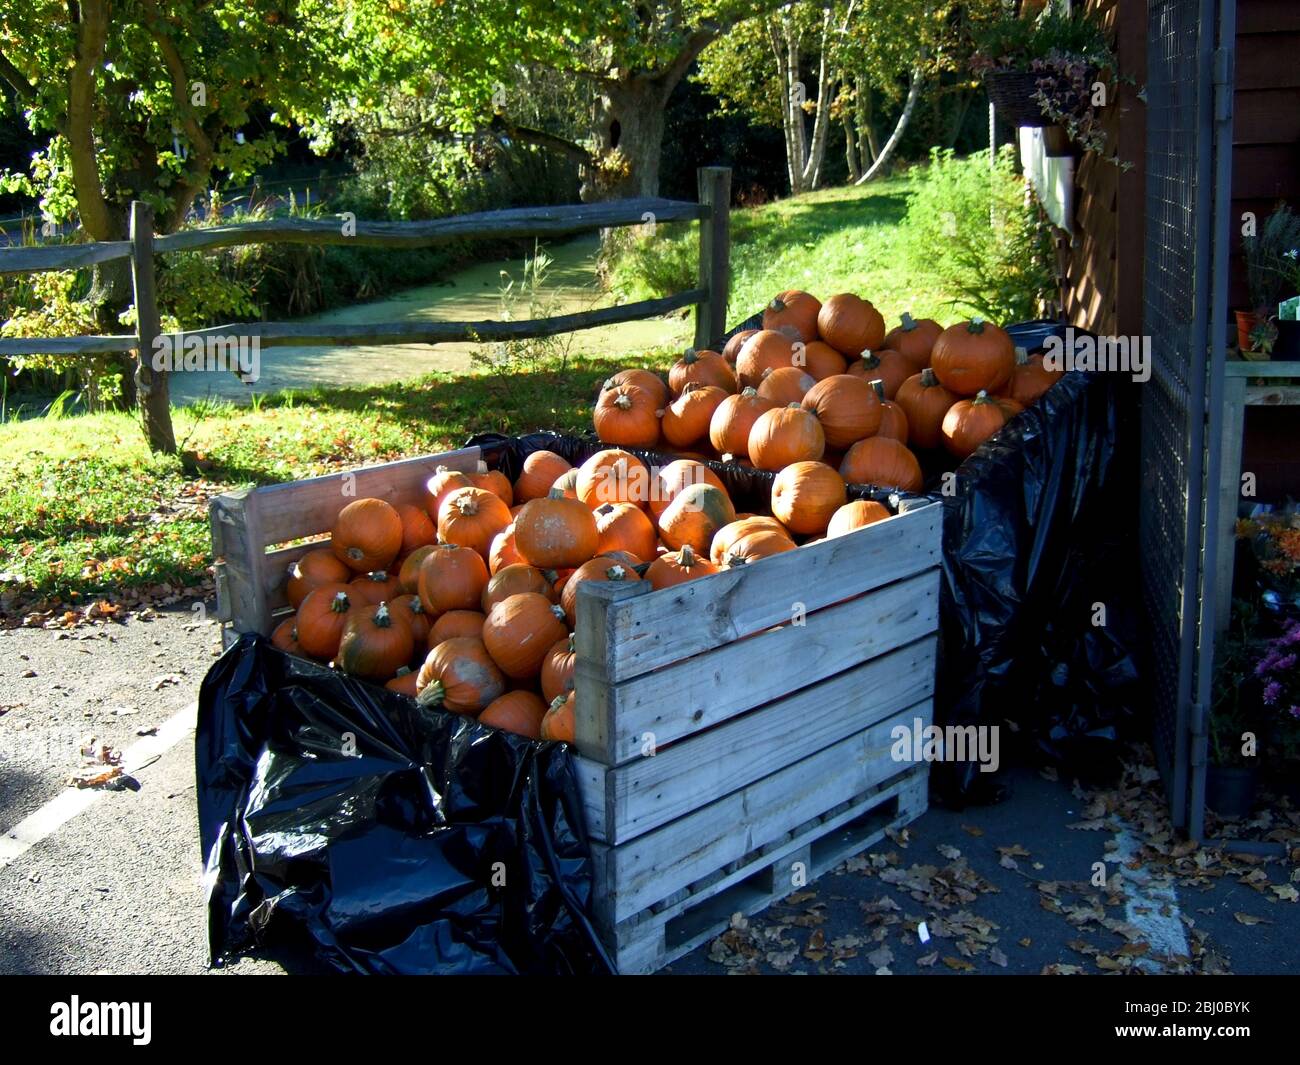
(1, 174), (966, 616)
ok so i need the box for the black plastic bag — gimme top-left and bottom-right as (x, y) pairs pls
(197, 634), (613, 974)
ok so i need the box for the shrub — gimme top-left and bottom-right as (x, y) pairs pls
(899, 147), (1054, 323)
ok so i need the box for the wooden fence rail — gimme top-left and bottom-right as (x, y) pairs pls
(0, 167), (733, 368)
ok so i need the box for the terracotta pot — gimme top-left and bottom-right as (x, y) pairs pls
(1206, 764), (1258, 819)
(1234, 309), (1259, 353)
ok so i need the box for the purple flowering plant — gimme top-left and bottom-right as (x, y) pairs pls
(1254, 617), (1300, 761)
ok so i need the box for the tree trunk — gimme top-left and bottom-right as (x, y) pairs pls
(945, 90), (973, 149)
(799, 9), (834, 191)
(583, 77), (668, 201)
(855, 72), (922, 185)
(842, 77), (862, 184)
(857, 81), (880, 171)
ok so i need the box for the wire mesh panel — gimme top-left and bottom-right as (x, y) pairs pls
(1140, 0), (1214, 828)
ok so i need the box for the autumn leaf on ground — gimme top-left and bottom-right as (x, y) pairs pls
(1018, 937), (1031, 947)
(961, 824), (984, 838)
(937, 844), (962, 860)
(989, 947), (1008, 968)
(1040, 766), (1059, 782)
(1041, 963), (1084, 975)
(943, 956), (975, 972)
(999, 853), (1020, 871)
(1271, 884), (1299, 902)
(866, 945), (894, 969)
(998, 844), (1031, 858)
(917, 951), (939, 968)
(1234, 912), (1271, 926)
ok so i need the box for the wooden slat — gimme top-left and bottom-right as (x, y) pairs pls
(694, 167), (731, 349)
(0, 240), (133, 275)
(1235, 34), (1300, 90)
(153, 198), (707, 254)
(1224, 359), (1300, 378)
(591, 703), (932, 923)
(1232, 89), (1300, 146)
(262, 539), (331, 612)
(0, 335), (138, 356)
(1231, 144), (1300, 200)
(247, 447), (479, 547)
(210, 489), (271, 636)
(575, 568), (939, 765)
(593, 501), (941, 684)
(578, 637), (936, 843)
(1245, 385), (1300, 406)
(1237, 0), (1300, 34)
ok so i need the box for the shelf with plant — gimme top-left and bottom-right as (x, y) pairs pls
(1238, 204), (1300, 359)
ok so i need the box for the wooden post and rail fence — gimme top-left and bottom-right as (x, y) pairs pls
(0, 166), (732, 451)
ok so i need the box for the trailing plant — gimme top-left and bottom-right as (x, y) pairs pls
(1242, 205), (1300, 313)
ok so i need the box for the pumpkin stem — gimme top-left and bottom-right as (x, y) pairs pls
(682, 348), (698, 363)
(395, 665), (411, 677)
(330, 591), (350, 614)
(373, 601), (393, 627)
(346, 546), (365, 562)
(614, 393), (633, 410)
(550, 604), (566, 621)
(972, 389), (992, 404)
(549, 694), (568, 712)
(547, 486), (568, 500)
(370, 569), (388, 581)
(408, 598), (424, 615)
(968, 316), (986, 334)
(1014, 346), (1029, 366)
(678, 544), (697, 567)
(724, 552), (750, 569)
(541, 568), (560, 583)
(768, 296), (787, 312)
(455, 494), (479, 516)
(900, 311), (917, 331)
(476, 460), (489, 473)
(859, 349), (880, 368)
(786, 401), (802, 410)
(416, 680), (445, 708)
(740, 386), (758, 398)
(869, 379), (886, 402)
(920, 367), (939, 387)
(595, 502), (614, 516)
(605, 564), (627, 580)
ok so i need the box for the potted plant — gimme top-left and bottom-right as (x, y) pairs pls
(1253, 616), (1300, 801)
(1238, 204), (1300, 356)
(970, 0), (1117, 153)
(1208, 602), (1263, 818)
(1236, 507), (1300, 623)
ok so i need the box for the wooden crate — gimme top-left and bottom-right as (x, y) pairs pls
(210, 447), (942, 973)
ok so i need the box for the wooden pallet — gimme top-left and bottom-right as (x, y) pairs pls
(210, 446), (943, 973)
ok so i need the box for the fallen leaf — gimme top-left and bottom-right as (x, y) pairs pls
(1271, 884), (1299, 903)
(916, 951), (939, 968)
(942, 956), (975, 972)
(937, 844), (962, 860)
(1234, 912), (1271, 926)
(960, 824), (984, 838)
(989, 947), (1008, 968)
(866, 944), (894, 969)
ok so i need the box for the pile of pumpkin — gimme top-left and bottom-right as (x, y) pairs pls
(267, 443), (891, 745)
(592, 290), (1063, 490)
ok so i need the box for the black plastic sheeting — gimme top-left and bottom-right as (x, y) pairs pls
(197, 634), (613, 974)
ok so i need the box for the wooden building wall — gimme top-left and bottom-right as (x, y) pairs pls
(1061, 0), (1147, 336)
(1229, 0), (1300, 310)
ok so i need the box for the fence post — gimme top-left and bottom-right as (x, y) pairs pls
(694, 167), (731, 350)
(129, 201), (176, 453)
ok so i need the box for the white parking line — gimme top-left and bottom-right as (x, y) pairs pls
(0, 701), (197, 872)
(1109, 823), (1189, 972)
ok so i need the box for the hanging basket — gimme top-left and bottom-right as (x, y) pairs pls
(984, 69), (1052, 128)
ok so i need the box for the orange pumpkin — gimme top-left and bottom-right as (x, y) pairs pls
(798, 340), (849, 381)
(817, 293), (885, 356)
(397, 544), (437, 595)
(337, 601), (415, 682)
(482, 563), (555, 613)
(513, 490), (600, 568)
(551, 467), (580, 500)
(594, 502), (658, 562)
(271, 617), (306, 656)
(488, 524), (525, 575)
(385, 668), (420, 698)
(469, 463), (514, 507)
(661, 384), (728, 449)
(710, 516), (791, 565)
(389, 593), (432, 647)
(644, 544), (718, 589)
(722, 328), (757, 366)
(1002, 347), (1060, 406)
(931, 317), (1015, 396)
(771, 461), (847, 536)
(827, 499), (892, 538)
(348, 569), (401, 605)
(295, 584), (354, 659)
(332, 498), (403, 573)
(762, 290), (822, 343)
(541, 692), (576, 743)
(515, 450), (572, 503)
(482, 592), (569, 679)
(478, 690), (548, 739)
(540, 634), (577, 703)
(846, 348), (912, 399)
(417, 542), (489, 616)
(604, 368), (669, 410)
(429, 609), (486, 646)
(870, 379), (909, 444)
(561, 556), (642, 626)
(394, 502), (437, 555)
(839, 436), (924, 492)
(884, 312), (943, 370)
(748, 404), (826, 470)
(736, 330), (798, 388)
(576, 449), (650, 510)
(800, 374), (881, 449)
(416, 636), (505, 715)
(593, 384), (660, 448)
(437, 486), (512, 560)
(723, 528), (796, 567)
(708, 387), (776, 460)
(894, 368), (957, 450)
(757, 365), (817, 406)
(424, 466), (475, 522)
(657, 483), (736, 555)
(668, 348), (736, 396)
(286, 547), (352, 609)
(648, 459), (726, 521)
(941, 390), (1023, 458)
